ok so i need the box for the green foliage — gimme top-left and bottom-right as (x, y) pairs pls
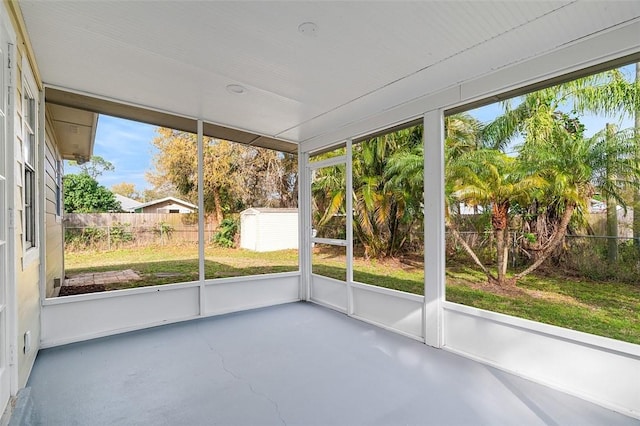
(64, 222), (133, 250)
(109, 222), (134, 245)
(155, 221), (174, 237)
(212, 218), (238, 248)
(64, 243), (639, 343)
(148, 128), (298, 225)
(111, 182), (141, 200)
(65, 226), (106, 249)
(68, 155), (115, 178)
(63, 173), (121, 213)
(312, 125), (424, 257)
(443, 65), (640, 285)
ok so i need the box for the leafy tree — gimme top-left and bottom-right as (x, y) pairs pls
(313, 126), (423, 257)
(68, 155), (114, 179)
(477, 67), (639, 264)
(512, 124), (639, 281)
(142, 185), (180, 202)
(444, 66), (640, 285)
(449, 150), (544, 284)
(597, 124), (636, 262)
(633, 63), (640, 251)
(64, 173), (121, 213)
(111, 182), (141, 201)
(147, 128), (298, 227)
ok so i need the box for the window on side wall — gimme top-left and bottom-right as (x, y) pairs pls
(23, 84), (37, 250)
(55, 159), (63, 217)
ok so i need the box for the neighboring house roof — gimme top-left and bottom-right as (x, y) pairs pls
(114, 194), (143, 212)
(135, 196), (198, 210)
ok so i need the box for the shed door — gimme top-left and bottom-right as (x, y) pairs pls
(0, 26), (11, 414)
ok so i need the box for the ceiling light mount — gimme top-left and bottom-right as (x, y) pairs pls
(226, 84), (247, 95)
(298, 22), (318, 37)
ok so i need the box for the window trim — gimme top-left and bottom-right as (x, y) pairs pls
(21, 64), (39, 266)
(55, 158), (63, 219)
(444, 52), (640, 117)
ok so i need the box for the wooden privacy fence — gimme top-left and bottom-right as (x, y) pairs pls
(64, 213), (216, 250)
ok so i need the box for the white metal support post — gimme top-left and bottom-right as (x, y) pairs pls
(298, 149), (311, 301)
(197, 119), (205, 315)
(345, 139), (354, 315)
(37, 88), (45, 306)
(423, 110), (445, 347)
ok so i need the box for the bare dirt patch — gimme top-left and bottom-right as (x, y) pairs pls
(59, 284), (106, 296)
(60, 269), (142, 296)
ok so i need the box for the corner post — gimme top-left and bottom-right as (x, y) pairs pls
(423, 110), (445, 347)
(197, 119), (205, 315)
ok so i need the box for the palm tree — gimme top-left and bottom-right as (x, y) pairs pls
(312, 163), (347, 239)
(312, 125), (424, 257)
(480, 67), (639, 262)
(513, 124), (639, 280)
(351, 125), (423, 257)
(450, 149), (544, 285)
(590, 124), (638, 262)
(569, 65), (640, 257)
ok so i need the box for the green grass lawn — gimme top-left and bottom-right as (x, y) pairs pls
(65, 245), (299, 289)
(65, 244), (640, 344)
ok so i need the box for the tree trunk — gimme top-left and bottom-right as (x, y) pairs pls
(492, 202), (510, 285)
(607, 195), (619, 263)
(513, 203), (575, 281)
(495, 229), (507, 283)
(633, 62), (640, 253)
(605, 123), (618, 263)
(212, 187), (224, 227)
(448, 226), (497, 282)
(502, 229), (510, 277)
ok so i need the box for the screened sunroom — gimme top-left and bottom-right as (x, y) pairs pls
(1, 1), (639, 424)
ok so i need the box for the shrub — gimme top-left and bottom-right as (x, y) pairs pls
(109, 222), (134, 245)
(212, 218), (238, 248)
(155, 221), (174, 237)
(65, 226), (106, 250)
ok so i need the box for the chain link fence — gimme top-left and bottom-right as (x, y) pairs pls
(446, 231), (640, 281)
(64, 213), (216, 251)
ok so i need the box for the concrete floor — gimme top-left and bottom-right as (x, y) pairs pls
(28, 302), (638, 425)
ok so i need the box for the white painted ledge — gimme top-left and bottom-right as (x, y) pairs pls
(443, 302), (640, 419)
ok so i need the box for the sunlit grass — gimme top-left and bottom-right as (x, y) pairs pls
(65, 245), (639, 344)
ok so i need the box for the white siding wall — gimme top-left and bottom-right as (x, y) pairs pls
(240, 210), (298, 252)
(256, 212), (298, 252)
(43, 132), (62, 298)
(13, 40), (41, 389)
(240, 213), (257, 251)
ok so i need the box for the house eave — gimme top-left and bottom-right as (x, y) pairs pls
(46, 103), (98, 162)
(45, 87), (298, 154)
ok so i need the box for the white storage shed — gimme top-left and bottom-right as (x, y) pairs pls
(240, 208), (298, 252)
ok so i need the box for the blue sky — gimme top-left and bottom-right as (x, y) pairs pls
(468, 101), (634, 156)
(65, 115), (158, 191)
(65, 65), (636, 192)
(468, 63), (636, 153)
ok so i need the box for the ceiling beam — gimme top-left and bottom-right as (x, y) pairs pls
(45, 87), (298, 154)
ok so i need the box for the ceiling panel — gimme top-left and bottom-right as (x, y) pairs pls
(18, 1), (640, 146)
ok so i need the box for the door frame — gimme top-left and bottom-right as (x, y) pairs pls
(0, 8), (18, 414)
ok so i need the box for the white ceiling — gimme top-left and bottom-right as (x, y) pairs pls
(18, 1), (640, 147)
